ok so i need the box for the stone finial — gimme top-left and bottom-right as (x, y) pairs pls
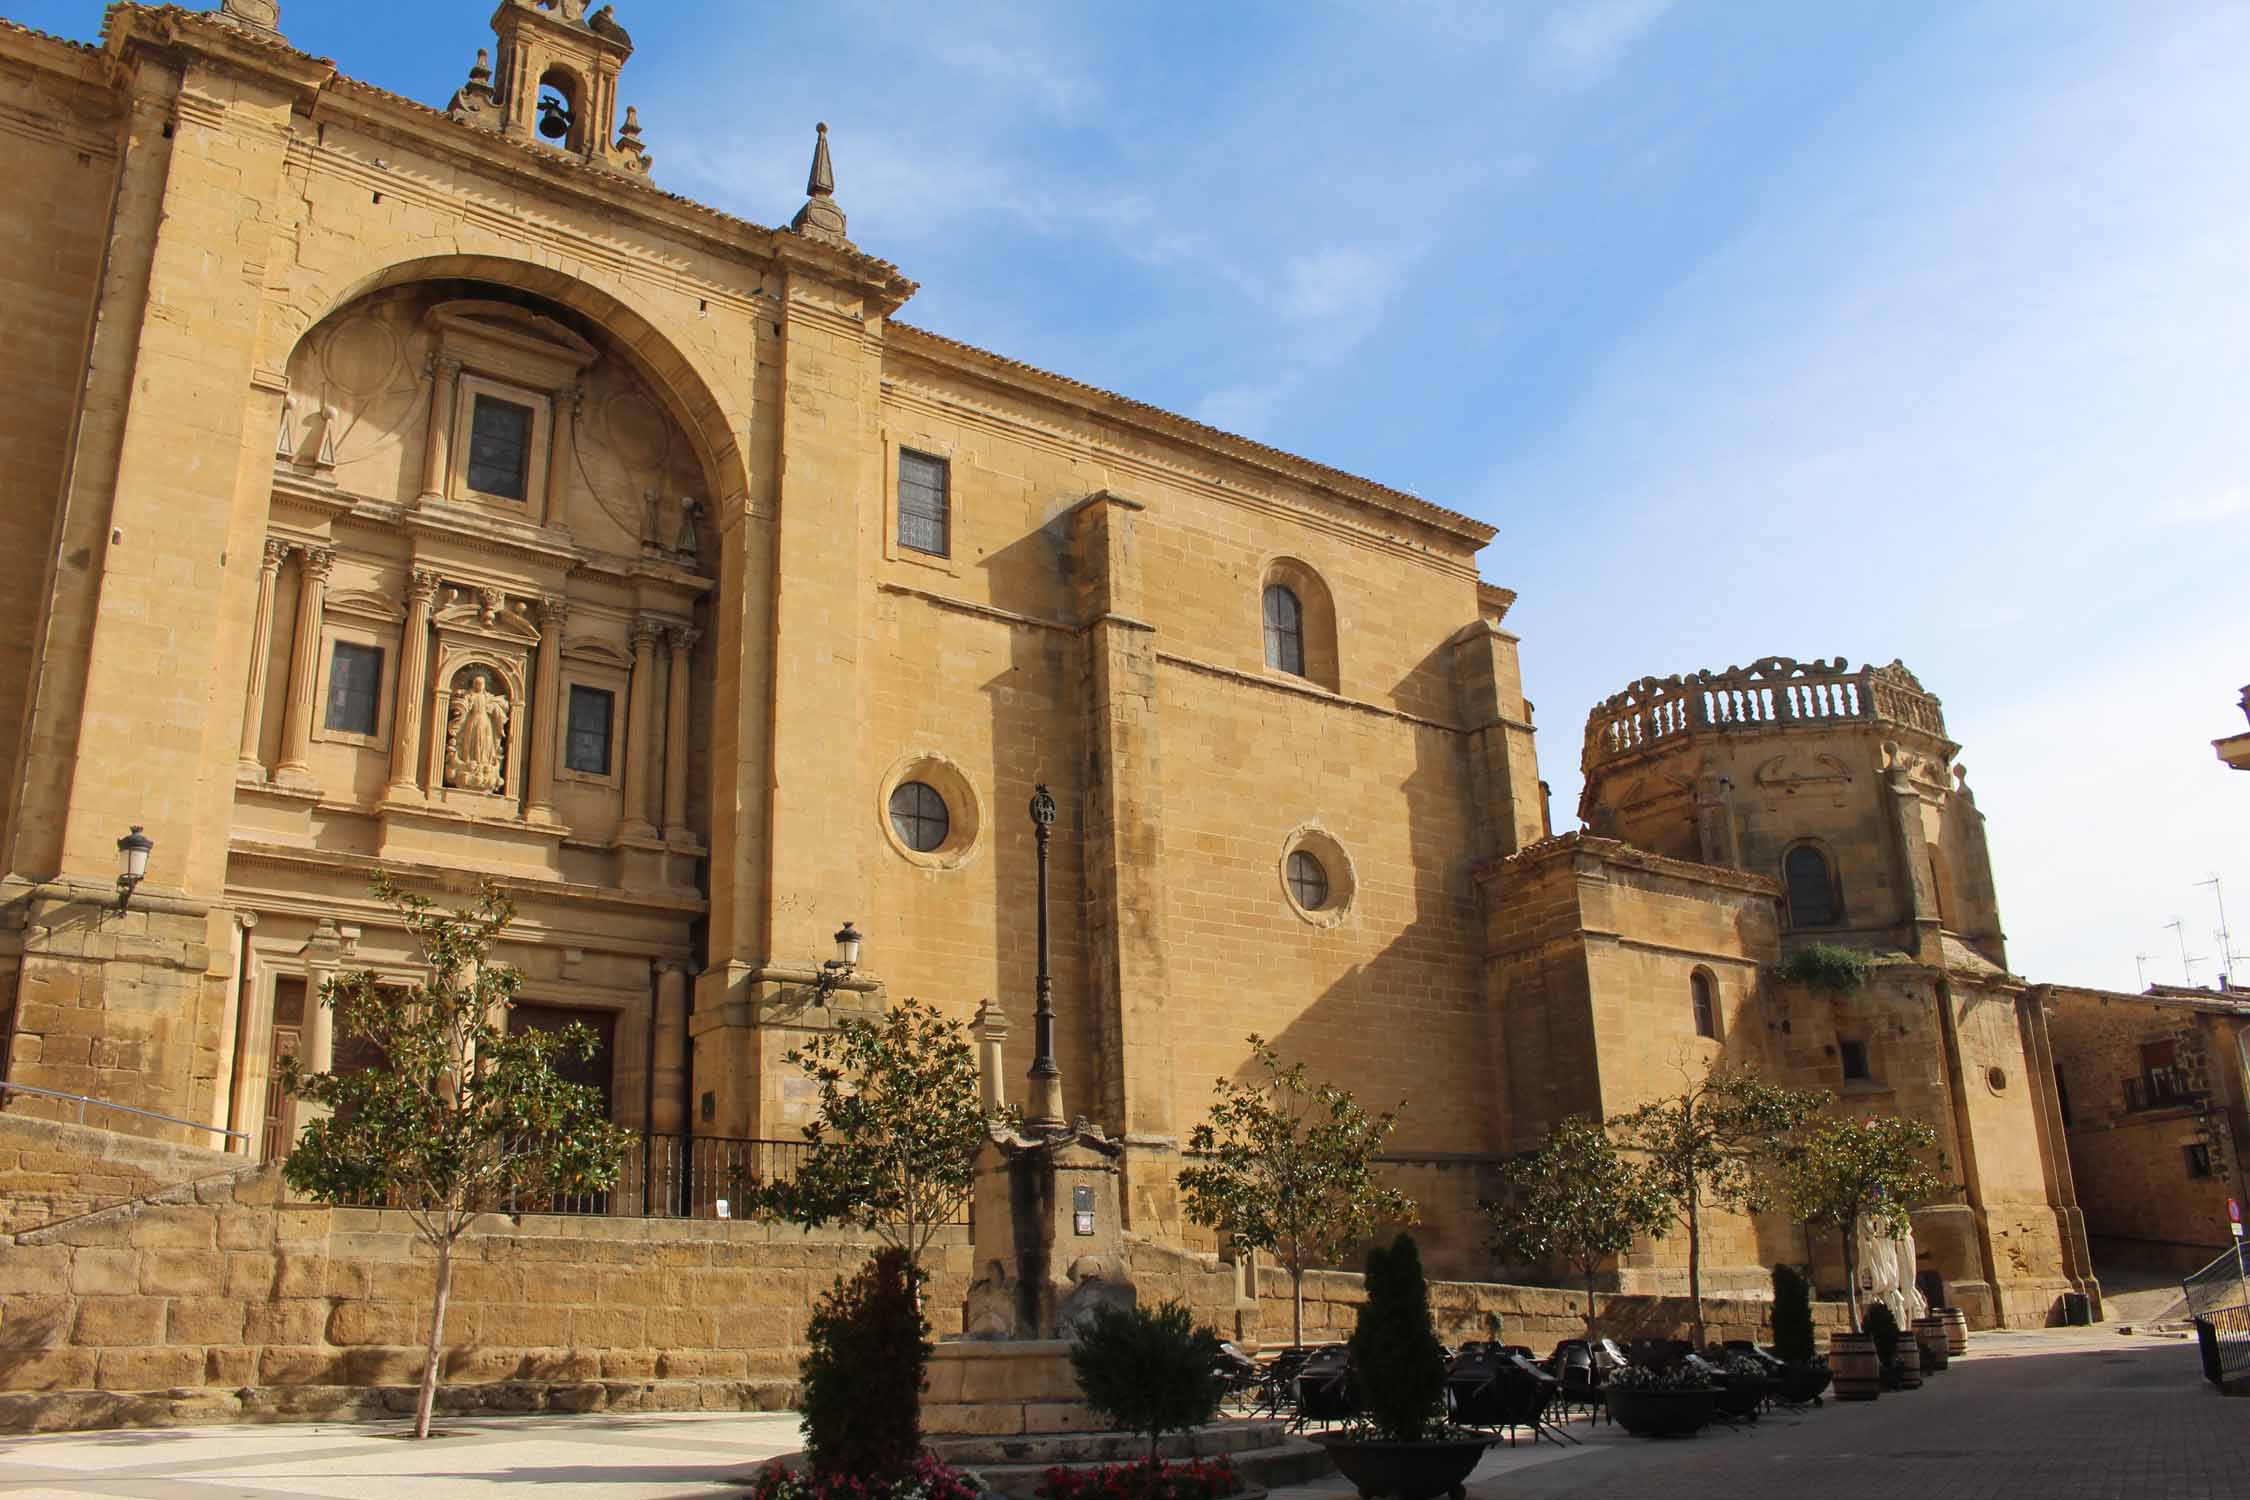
(611, 105), (653, 176)
(213, 0), (283, 36)
(790, 122), (850, 247)
(449, 49), (502, 129)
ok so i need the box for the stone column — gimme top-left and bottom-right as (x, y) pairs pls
(273, 546), (333, 787)
(236, 538), (288, 778)
(972, 999), (1011, 1115)
(525, 596), (569, 824)
(650, 960), (691, 1135)
(662, 626), (698, 841)
(385, 568), (440, 800)
(543, 383), (579, 528)
(621, 616), (661, 838)
(418, 357), (461, 502)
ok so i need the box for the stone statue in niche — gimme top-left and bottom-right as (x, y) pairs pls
(445, 671), (510, 793)
(674, 496), (701, 556)
(642, 490), (665, 551)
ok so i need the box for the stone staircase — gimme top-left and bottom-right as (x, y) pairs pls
(930, 1421), (1334, 1499)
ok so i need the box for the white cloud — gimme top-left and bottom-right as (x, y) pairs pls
(1548, 0), (1675, 74)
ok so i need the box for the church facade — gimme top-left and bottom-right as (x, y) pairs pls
(1, 1), (2101, 1329)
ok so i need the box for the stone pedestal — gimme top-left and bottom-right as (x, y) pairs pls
(961, 1122), (1135, 1341)
(923, 1340), (1095, 1438)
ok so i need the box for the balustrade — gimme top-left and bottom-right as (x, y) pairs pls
(1583, 654), (1948, 772)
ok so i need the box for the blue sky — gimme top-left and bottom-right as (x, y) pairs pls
(23, 1), (2247, 991)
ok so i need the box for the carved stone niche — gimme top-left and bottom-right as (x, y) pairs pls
(422, 301), (598, 527)
(424, 588), (539, 814)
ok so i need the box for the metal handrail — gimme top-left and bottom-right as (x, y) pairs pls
(0, 1080), (250, 1143)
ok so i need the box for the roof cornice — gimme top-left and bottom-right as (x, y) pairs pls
(886, 322), (1495, 550)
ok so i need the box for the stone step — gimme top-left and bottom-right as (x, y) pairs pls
(931, 1419), (1290, 1469)
(961, 1432), (1330, 1500)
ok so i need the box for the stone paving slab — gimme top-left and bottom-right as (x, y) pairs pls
(0, 1331), (2225, 1500)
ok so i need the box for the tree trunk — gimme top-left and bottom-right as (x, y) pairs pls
(1842, 1227), (1860, 1333)
(415, 1239), (455, 1439)
(1686, 1186), (1706, 1348)
(1584, 1265), (1600, 1343)
(1291, 1265), (1305, 1349)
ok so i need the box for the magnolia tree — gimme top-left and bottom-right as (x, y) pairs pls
(757, 997), (992, 1290)
(1610, 1068), (1830, 1345)
(280, 877), (632, 1439)
(1483, 1116), (1671, 1342)
(1775, 1112), (1951, 1333)
(1177, 1036), (1415, 1349)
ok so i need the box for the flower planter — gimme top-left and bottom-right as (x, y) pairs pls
(1829, 1332), (1879, 1402)
(1776, 1360), (1831, 1406)
(1605, 1385), (1720, 1438)
(1715, 1374), (1767, 1419)
(1311, 1436), (1491, 1500)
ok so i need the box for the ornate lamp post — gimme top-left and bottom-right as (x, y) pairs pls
(811, 921), (863, 1005)
(115, 826), (154, 912)
(1026, 785), (1065, 1129)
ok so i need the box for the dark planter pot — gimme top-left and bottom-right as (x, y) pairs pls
(1605, 1385), (1719, 1438)
(1312, 1435), (1491, 1500)
(1776, 1361), (1831, 1405)
(1716, 1375), (1767, 1418)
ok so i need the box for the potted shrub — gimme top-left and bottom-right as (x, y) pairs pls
(1067, 1300), (1229, 1483)
(1312, 1234), (1491, 1500)
(1769, 1264), (1830, 1406)
(1603, 1363), (1720, 1438)
(1714, 1353), (1772, 1419)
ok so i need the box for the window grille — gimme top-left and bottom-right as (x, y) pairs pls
(466, 395), (534, 500)
(1263, 585), (1305, 676)
(324, 641), (383, 736)
(1287, 850), (1329, 911)
(565, 685), (614, 775)
(898, 450), (950, 556)
(1691, 971), (1719, 1039)
(1784, 846), (1838, 927)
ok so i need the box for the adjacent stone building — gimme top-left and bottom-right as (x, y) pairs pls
(2041, 982), (2250, 1273)
(0, 0), (2132, 1355)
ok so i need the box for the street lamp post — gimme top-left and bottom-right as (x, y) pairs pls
(1026, 784), (1064, 1128)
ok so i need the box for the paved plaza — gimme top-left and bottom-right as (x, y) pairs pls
(0, 1330), (2233, 1500)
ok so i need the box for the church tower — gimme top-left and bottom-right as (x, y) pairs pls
(448, 1), (652, 176)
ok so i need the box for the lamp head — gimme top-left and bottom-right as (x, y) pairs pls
(833, 921), (862, 968)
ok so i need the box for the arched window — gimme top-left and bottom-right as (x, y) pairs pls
(1784, 845), (1838, 928)
(1263, 585), (1305, 677)
(1691, 970), (1719, 1039)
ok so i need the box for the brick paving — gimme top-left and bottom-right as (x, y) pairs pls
(0, 1332), (2236, 1499)
(1463, 1334), (2244, 1500)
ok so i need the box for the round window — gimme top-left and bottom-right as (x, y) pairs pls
(1986, 1065), (2009, 1094)
(888, 781), (950, 853)
(1286, 850), (1330, 911)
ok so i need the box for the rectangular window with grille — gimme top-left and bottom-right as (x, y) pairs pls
(565, 685), (614, 775)
(897, 449), (950, 557)
(324, 641), (383, 736)
(466, 395), (534, 500)
(1839, 1038), (1871, 1081)
(2187, 1143), (2214, 1178)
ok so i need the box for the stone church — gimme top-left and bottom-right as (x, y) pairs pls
(0, 0), (2105, 1339)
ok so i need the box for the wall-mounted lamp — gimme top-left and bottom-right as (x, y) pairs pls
(115, 826), (153, 912)
(812, 921), (862, 1004)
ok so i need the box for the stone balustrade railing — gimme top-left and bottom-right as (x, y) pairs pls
(1582, 655), (1948, 773)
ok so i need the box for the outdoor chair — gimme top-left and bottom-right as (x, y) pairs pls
(1550, 1341), (1608, 1426)
(1294, 1348), (1357, 1430)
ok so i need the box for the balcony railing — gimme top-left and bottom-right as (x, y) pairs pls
(2123, 1068), (2206, 1113)
(1582, 655), (1949, 774)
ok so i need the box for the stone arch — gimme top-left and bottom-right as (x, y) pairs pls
(268, 252), (753, 517)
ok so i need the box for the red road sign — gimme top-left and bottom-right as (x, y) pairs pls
(2230, 1198), (2241, 1224)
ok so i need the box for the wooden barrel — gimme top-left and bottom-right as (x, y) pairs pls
(1830, 1332), (1880, 1402)
(1896, 1333), (1922, 1388)
(1913, 1318), (1948, 1372)
(1939, 1307), (1968, 1356)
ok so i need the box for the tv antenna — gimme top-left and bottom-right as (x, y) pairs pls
(2197, 874), (2240, 986)
(2164, 917), (2206, 986)
(2135, 953), (2155, 990)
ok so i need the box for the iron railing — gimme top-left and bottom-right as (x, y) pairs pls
(0, 1080), (250, 1144)
(2182, 1243), (2250, 1386)
(2123, 1067), (2205, 1113)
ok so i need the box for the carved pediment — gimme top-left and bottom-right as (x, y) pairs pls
(325, 588), (406, 626)
(427, 299), (597, 389)
(432, 587), (542, 644)
(562, 635), (633, 670)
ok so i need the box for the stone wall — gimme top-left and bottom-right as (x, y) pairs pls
(0, 1114), (249, 1237)
(0, 1154), (976, 1433)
